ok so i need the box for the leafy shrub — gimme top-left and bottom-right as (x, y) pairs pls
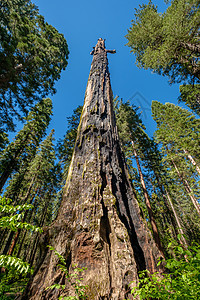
(0, 196), (42, 298)
(131, 241), (200, 299)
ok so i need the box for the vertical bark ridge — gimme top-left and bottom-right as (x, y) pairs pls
(23, 38), (162, 300)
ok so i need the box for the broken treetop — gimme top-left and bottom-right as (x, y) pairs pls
(90, 38), (116, 55)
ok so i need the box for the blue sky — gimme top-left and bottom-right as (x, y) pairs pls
(30, 0), (181, 141)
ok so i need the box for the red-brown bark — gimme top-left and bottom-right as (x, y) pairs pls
(131, 140), (163, 253)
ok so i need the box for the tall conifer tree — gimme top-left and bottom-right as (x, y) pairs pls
(1, 130), (61, 267)
(0, 0), (69, 130)
(152, 101), (200, 241)
(0, 98), (52, 191)
(115, 101), (168, 251)
(57, 105), (82, 182)
(126, 0), (200, 84)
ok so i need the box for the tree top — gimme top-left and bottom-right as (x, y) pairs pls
(90, 38), (116, 55)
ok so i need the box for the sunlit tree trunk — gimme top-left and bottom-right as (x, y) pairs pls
(171, 158), (200, 216)
(131, 140), (163, 253)
(23, 39), (163, 300)
(183, 149), (200, 177)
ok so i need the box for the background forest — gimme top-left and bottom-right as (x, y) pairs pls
(0, 0), (199, 299)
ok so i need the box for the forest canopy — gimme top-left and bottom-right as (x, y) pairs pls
(0, 0), (69, 131)
(126, 0), (200, 84)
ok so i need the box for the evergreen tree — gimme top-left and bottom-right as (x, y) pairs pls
(1, 130), (61, 267)
(152, 101), (200, 240)
(152, 101), (200, 178)
(22, 130), (61, 267)
(115, 100), (193, 250)
(126, 0), (200, 84)
(115, 101), (163, 251)
(0, 0), (69, 131)
(179, 84), (200, 117)
(139, 139), (189, 248)
(0, 98), (52, 191)
(0, 131), (9, 153)
(57, 105), (82, 182)
(126, 0), (200, 128)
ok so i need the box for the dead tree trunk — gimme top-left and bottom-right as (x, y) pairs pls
(23, 38), (162, 300)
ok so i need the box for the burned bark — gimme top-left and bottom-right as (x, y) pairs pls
(23, 38), (162, 300)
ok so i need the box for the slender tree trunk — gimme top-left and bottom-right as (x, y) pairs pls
(0, 228), (8, 253)
(23, 235), (32, 262)
(165, 190), (187, 247)
(131, 140), (163, 253)
(183, 149), (200, 177)
(25, 188), (48, 265)
(28, 233), (40, 268)
(151, 163), (188, 249)
(149, 178), (175, 235)
(152, 170), (187, 246)
(7, 230), (21, 256)
(6, 213), (28, 256)
(20, 174), (37, 204)
(29, 203), (48, 268)
(152, 173), (177, 236)
(171, 158), (200, 215)
(16, 230), (27, 258)
(151, 170), (188, 254)
(2, 231), (14, 255)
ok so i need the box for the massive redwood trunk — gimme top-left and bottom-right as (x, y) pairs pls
(23, 38), (162, 300)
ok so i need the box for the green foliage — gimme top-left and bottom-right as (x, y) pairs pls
(0, 196), (42, 232)
(126, 0), (200, 84)
(152, 101), (200, 161)
(115, 100), (145, 144)
(115, 100), (176, 249)
(179, 84), (200, 116)
(131, 242), (200, 299)
(0, 274), (29, 300)
(0, 0), (69, 131)
(57, 105), (83, 182)
(23, 129), (62, 224)
(152, 100), (200, 242)
(0, 255), (31, 275)
(0, 131), (9, 153)
(0, 196), (43, 299)
(47, 246), (88, 300)
(152, 100), (200, 194)
(0, 129), (61, 277)
(0, 98), (52, 190)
